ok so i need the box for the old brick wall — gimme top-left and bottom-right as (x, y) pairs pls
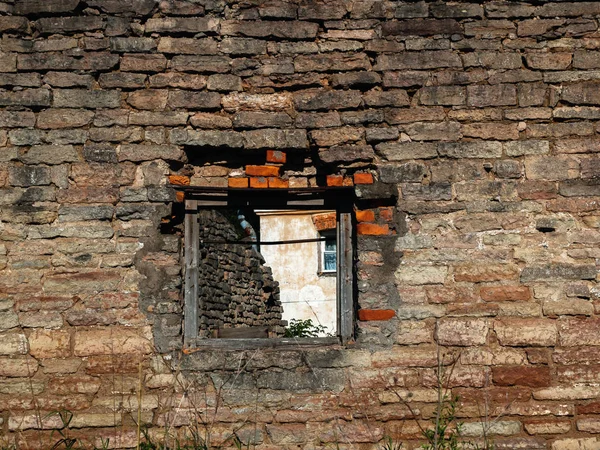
(1, 0), (600, 448)
(196, 209), (284, 337)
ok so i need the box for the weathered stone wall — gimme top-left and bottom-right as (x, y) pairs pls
(197, 209), (284, 337)
(1, 0), (600, 448)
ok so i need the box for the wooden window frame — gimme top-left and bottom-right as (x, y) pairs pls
(180, 186), (355, 350)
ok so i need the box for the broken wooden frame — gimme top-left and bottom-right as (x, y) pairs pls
(176, 186), (355, 349)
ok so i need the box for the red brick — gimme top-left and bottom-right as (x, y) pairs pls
(480, 285), (531, 301)
(312, 212), (336, 231)
(268, 177), (289, 188)
(356, 210), (375, 222)
(342, 176), (354, 186)
(358, 309), (396, 321)
(357, 223), (390, 235)
(518, 181), (558, 200)
(228, 177), (248, 188)
(246, 165), (280, 177)
(578, 402), (600, 415)
(354, 172), (374, 184)
(168, 175), (190, 186)
(249, 177), (268, 188)
(492, 366), (551, 388)
(266, 150), (286, 164)
(326, 174), (343, 186)
(175, 191), (185, 202)
(378, 207), (394, 222)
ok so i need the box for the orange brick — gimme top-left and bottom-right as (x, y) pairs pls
(326, 175), (343, 187)
(342, 176), (354, 186)
(175, 191), (185, 202)
(249, 177), (268, 188)
(312, 212), (336, 231)
(266, 150), (286, 164)
(379, 207), (394, 222)
(358, 309), (396, 321)
(228, 177), (249, 188)
(356, 210), (375, 223)
(268, 177), (289, 188)
(246, 165), (280, 177)
(354, 172), (374, 185)
(168, 175), (190, 186)
(357, 223), (390, 235)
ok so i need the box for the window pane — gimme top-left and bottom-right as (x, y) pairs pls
(324, 252), (336, 271)
(325, 239), (336, 252)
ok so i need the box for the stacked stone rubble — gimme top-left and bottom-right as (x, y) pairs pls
(0, 0), (599, 448)
(197, 209), (284, 337)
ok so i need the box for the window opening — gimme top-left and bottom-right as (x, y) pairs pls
(179, 186), (354, 348)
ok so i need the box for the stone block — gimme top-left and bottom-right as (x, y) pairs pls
(149, 73), (206, 90)
(222, 92), (292, 111)
(74, 326), (152, 356)
(189, 113), (232, 129)
(310, 127), (363, 147)
(524, 156), (578, 181)
(454, 264), (519, 282)
(9, 166), (51, 187)
(15, 0), (80, 14)
(438, 141), (503, 158)
(562, 82), (600, 105)
(117, 144), (183, 162)
(526, 53), (572, 70)
(558, 318), (600, 346)
(29, 329), (70, 358)
(419, 86), (466, 105)
(233, 111), (292, 129)
(329, 71), (380, 89)
(126, 90), (168, 110)
(382, 19), (462, 36)
(120, 54), (167, 72)
(293, 90), (362, 111)
(396, 265), (448, 285)
(171, 55), (231, 73)
(0, 111), (35, 128)
(0, 73), (41, 88)
(19, 145), (79, 165)
(494, 319), (557, 347)
(493, 366), (551, 387)
(110, 37), (156, 53)
(35, 16), (104, 34)
(521, 264), (596, 282)
(402, 182), (452, 201)
(129, 111), (188, 126)
(467, 84), (517, 107)
(206, 74), (242, 92)
(464, 19), (516, 38)
(403, 121), (462, 141)
(18, 53), (118, 71)
(145, 17), (218, 34)
(53, 89), (121, 109)
(244, 129), (308, 150)
(376, 51), (462, 70)
(463, 123), (519, 140)
(221, 20), (318, 39)
(436, 318), (488, 346)
(505, 140), (549, 156)
(379, 162), (427, 182)
(0, 332), (28, 355)
(170, 129), (243, 148)
(220, 38), (267, 55)
(0, 88), (50, 107)
(560, 179), (600, 197)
